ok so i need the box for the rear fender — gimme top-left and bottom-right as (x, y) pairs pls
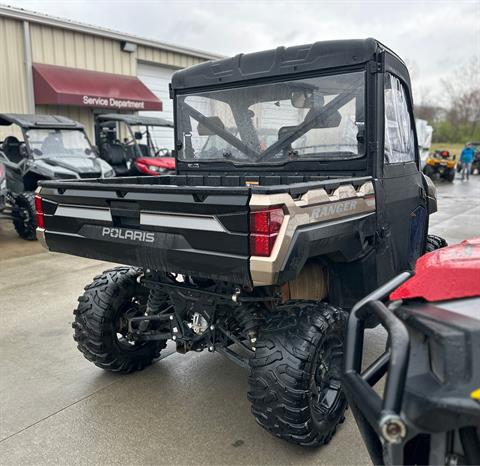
(249, 181), (376, 287)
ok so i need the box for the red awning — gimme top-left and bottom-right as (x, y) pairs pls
(33, 63), (162, 111)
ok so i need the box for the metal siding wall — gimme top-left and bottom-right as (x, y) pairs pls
(0, 17), (209, 143)
(0, 17), (29, 140)
(137, 45), (205, 69)
(30, 23), (136, 75)
(35, 105), (94, 140)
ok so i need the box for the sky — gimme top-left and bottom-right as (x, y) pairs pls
(4, 0), (480, 103)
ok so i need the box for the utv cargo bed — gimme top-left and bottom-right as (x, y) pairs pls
(37, 174), (376, 286)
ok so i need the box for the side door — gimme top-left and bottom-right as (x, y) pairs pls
(376, 72), (428, 279)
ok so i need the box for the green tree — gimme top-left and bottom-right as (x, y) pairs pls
(440, 57), (480, 142)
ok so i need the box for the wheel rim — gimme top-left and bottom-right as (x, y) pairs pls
(115, 296), (148, 350)
(309, 335), (344, 424)
(20, 207), (31, 228)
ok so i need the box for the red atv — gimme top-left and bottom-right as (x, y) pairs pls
(134, 152), (176, 176)
(343, 239), (480, 465)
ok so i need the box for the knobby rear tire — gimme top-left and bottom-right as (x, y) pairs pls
(73, 266), (166, 373)
(12, 192), (37, 240)
(248, 301), (348, 447)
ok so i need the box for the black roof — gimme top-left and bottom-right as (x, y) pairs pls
(0, 113), (84, 129)
(96, 113), (173, 128)
(172, 38), (407, 91)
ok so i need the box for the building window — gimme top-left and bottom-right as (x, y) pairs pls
(384, 73), (415, 164)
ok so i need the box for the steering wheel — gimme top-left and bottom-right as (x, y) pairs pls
(155, 148), (170, 157)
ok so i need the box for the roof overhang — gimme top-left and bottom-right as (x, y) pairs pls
(33, 63), (163, 111)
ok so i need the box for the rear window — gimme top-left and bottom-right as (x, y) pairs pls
(176, 71), (366, 165)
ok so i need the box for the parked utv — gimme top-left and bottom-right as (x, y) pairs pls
(95, 113), (175, 176)
(0, 114), (114, 240)
(37, 39), (446, 446)
(423, 149), (456, 182)
(344, 239), (480, 465)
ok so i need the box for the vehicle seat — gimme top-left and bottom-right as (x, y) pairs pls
(1, 136), (22, 163)
(125, 145), (139, 160)
(101, 143), (130, 176)
(138, 144), (149, 157)
(41, 133), (64, 154)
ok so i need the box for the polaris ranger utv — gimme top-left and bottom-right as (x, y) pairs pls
(0, 114), (114, 239)
(37, 39), (445, 446)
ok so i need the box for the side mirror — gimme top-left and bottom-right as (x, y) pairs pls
(134, 131), (143, 140)
(197, 116), (225, 136)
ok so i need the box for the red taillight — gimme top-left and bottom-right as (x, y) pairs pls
(250, 207), (284, 257)
(34, 194), (45, 229)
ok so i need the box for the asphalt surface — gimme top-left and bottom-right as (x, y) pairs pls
(0, 178), (478, 465)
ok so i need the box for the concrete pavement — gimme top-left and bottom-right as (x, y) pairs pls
(0, 178), (478, 465)
(427, 177), (480, 244)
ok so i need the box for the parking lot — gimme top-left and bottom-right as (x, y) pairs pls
(0, 178), (479, 465)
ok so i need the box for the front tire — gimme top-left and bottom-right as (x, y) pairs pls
(73, 266), (167, 373)
(423, 165), (435, 178)
(445, 169), (455, 182)
(12, 192), (37, 240)
(248, 301), (347, 446)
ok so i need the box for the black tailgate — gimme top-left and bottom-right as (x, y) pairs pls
(39, 182), (251, 285)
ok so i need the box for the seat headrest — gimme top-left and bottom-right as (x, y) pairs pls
(102, 143), (127, 166)
(2, 136), (20, 149)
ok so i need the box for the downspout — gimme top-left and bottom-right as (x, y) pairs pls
(23, 20), (35, 114)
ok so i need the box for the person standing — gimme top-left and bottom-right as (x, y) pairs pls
(460, 143), (475, 181)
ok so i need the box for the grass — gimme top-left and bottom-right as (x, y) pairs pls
(430, 143), (465, 155)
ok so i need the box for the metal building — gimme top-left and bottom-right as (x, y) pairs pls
(0, 5), (220, 144)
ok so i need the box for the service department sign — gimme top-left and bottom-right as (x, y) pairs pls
(82, 95), (146, 110)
